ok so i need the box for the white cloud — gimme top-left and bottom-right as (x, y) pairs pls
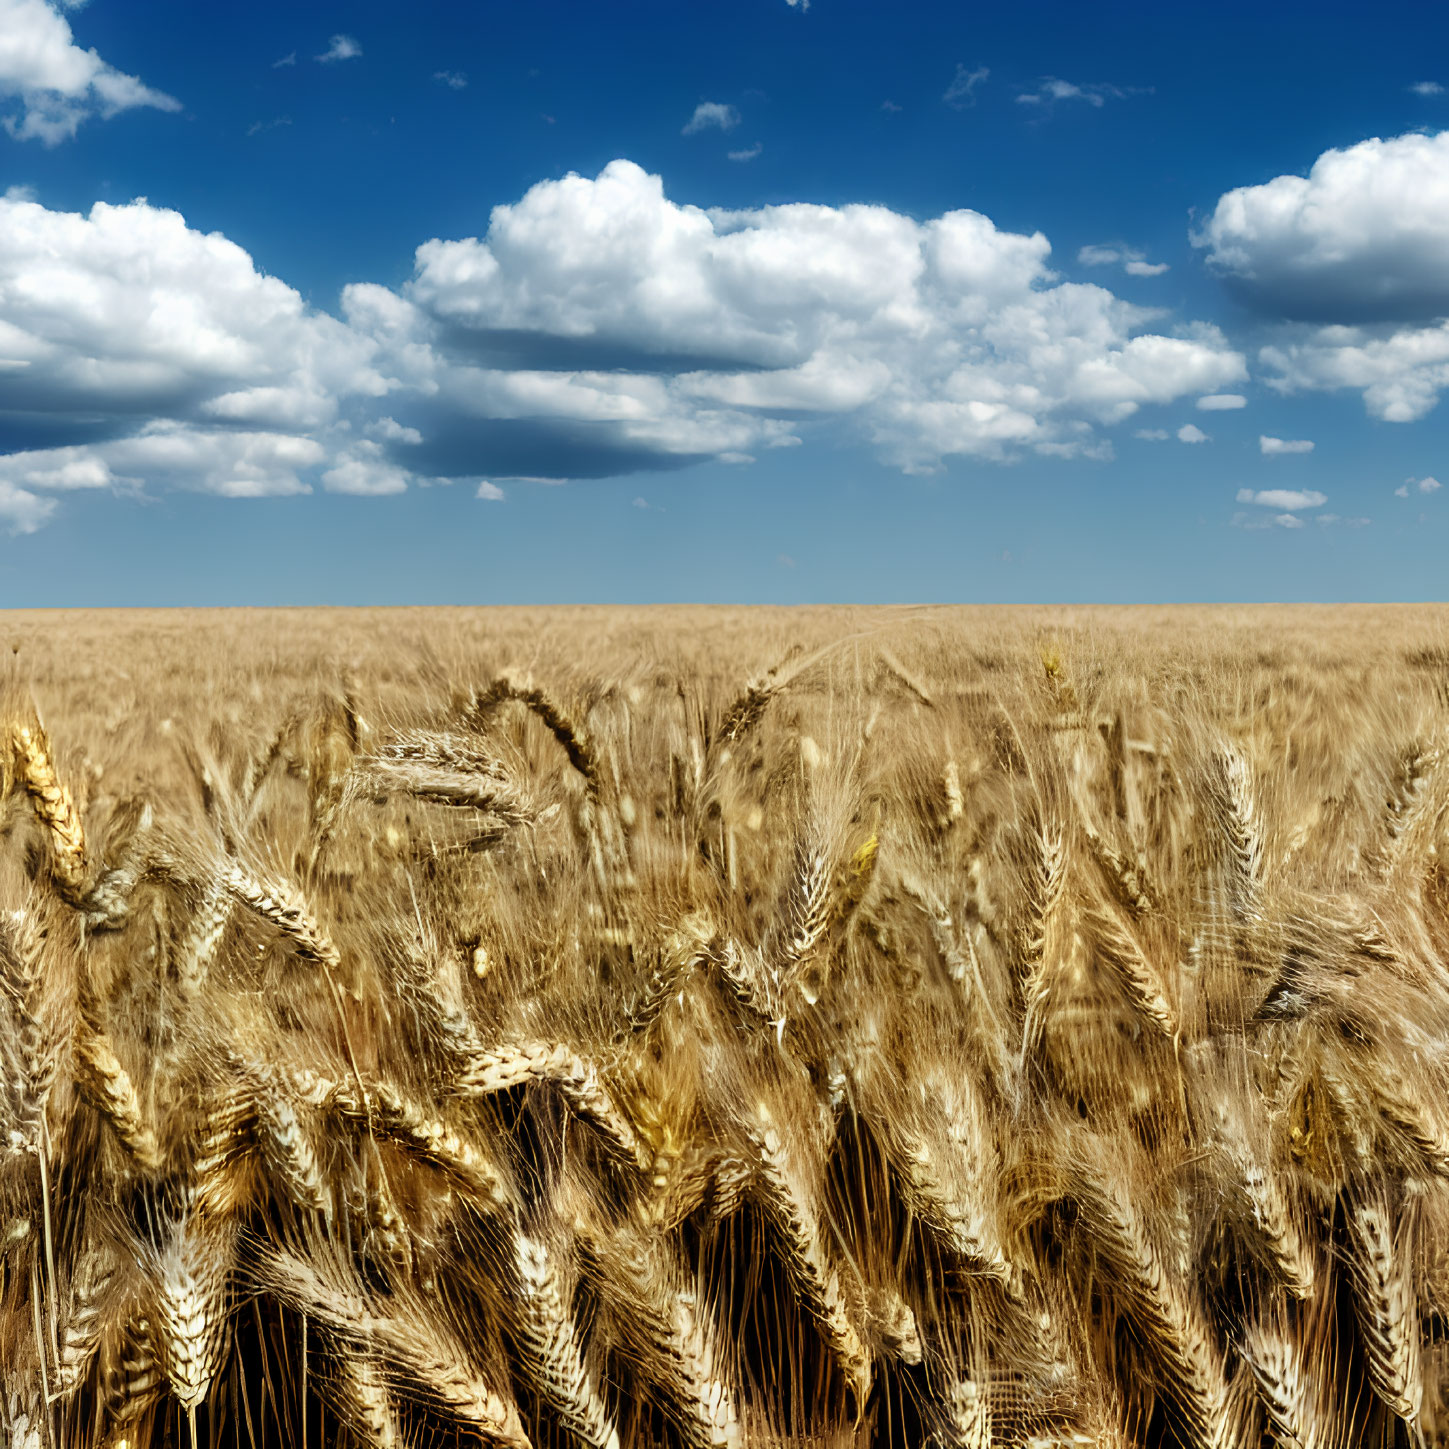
(1198, 130), (1449, 322)
(1196, 393), (1246, 410)
(1177, 423), (1209, 443)
(434, 71), (467, 90)
(0, 193), (394, 519)
(273, 52), (296, 69)
(0, 193), (385, 422)
(785, 0), (809, 8)
(944, 64), (988, 109)
(1134, 428), (1169, 440)
(395, 159), (1244, 473)
(1235, 487), (1327, 509)
(1259, 435), (1314, 454)
(1259, 320), (1449, 421)
(0, 425), (327, 498)
(0, 161), (1248, 525)
(1017, 78), (1138, 110)
(1397, 475), (1441, 496)
(366, 416), (422, 445)
(316, 35), (361, 64)
(1210, 134), (1449, 416)
(1078, 244), (1168, 277)
(1232, 509), (1308, 530)
(727, 142), (762, 163)
(476, 480), (505, 500)
(683, 102), (738, 135)
(322, 441), (410, 495)
(1411, 81), (1444, 96)
(0, 480), (55, 533)
(0, 0), (180, 144)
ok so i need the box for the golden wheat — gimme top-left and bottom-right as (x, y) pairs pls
(1, 604), (1447, 1446)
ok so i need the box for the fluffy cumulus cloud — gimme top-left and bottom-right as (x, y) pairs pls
(1259, 435), (1314, 454)
(0, 160), (1248, 528)
(1196, 393), (1245, 410)
(1259, 321), (1449, 421)
(0, 193), (394, 523)
(1203, 131), (1449, 421)
(1395, 475), (1441, 496)
(392, 159), (1244, 474)
(1177, 424), (1209, 443)
(0, 0), (180, 144)
(1198, 131), (1449, 321)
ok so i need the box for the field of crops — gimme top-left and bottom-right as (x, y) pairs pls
(3, 604), (1449, 1448)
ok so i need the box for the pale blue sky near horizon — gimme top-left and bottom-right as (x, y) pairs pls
(0, 0), (1447, 604)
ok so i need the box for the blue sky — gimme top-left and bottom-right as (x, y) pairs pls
(1, 0), (1447, 604)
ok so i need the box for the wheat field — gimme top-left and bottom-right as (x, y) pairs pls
(3, 604), (1449, 1448)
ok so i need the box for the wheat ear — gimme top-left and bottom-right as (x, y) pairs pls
(746, 1100), (873, 1403)
(361, 730), (539, 825)
(10, 720), (87, 903)
(149, 1219), (232, 1411)
(513, 1231), (620, 1449)
(934, 1376), (992, 1448)
(1237, 1153), (1315, 1301)
(102, 1313), (163, 1438)
(1243, 1301), (1323, 1449)
(1346, 1192), (1421, 1425)
(1088, 905), (1179, 1039)
(1217, 745), (1264, 920)
(219, 860), (339, 968)
(324, 1350), (400, 1449)
(253, 1070), (332, 1216)
(259, 1244), (531, 1446)
(775, 834), (833, 976)
(73, 1023), (160, 1171)
(458, 1040), (649, 1170)
(289, 1067), (516, 1213)
(580, 1215), (741, 1449)
(472, 677), (598, 794)
(874, 1078), (1009, 1282)
(0, 905), (64, 1156)
(176, 879), (231, 999)
(1070, 1155), (1232, 1448)
(55, 1238), (119, 1396)
(623, 914), (714, 1038)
